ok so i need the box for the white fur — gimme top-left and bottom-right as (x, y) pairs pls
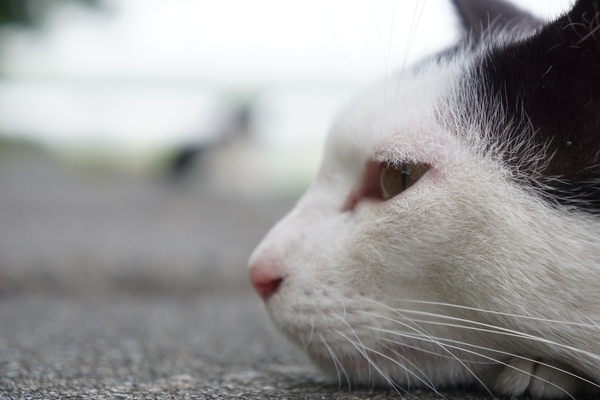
(249, 37), (600, 400)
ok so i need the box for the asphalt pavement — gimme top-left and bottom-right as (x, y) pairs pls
(0, 153), (512, 399)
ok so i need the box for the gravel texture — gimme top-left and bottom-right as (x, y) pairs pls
(0, 154), (532, 399)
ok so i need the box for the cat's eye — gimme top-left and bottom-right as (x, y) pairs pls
(380, 162), (429, 201)
(343, 160), (430, 211)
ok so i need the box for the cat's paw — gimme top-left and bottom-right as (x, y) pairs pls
(490, 358), (582, 398)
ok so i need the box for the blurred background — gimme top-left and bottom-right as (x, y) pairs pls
(0, 0), (571, 295)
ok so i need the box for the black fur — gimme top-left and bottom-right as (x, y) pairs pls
(462, 0), (600, 211)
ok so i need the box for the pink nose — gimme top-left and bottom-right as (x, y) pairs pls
(249, 260), (284, 302)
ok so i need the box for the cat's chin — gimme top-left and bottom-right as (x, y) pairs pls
(265, 291), (486, 391)
(301, 338), (485, 391)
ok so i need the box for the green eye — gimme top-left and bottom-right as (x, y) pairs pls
(380, 162), (429, 201)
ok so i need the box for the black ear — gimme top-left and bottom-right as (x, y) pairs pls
(450, 0), (541, 38)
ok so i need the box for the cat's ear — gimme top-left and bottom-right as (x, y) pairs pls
(450, 0), (541, 38)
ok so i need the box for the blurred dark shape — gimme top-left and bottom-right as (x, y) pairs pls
(0, 0), (101, 29)
(171, 145), (202, 177)
(169, 102), (252, 180)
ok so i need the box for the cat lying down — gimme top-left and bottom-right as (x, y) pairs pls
(248, 0), (600, 397)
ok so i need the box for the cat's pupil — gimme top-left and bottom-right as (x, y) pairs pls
(380, 162), (429, 201)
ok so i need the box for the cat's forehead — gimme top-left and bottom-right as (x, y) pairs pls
(326, 53), (469, 167)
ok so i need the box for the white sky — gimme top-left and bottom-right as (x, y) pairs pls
(1, 0), (571, 84)
(0, 0), (574, 152)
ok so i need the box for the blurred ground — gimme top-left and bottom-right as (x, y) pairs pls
(0, 153), (511, 399)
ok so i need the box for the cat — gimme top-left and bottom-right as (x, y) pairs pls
(248, 0), (600, 398)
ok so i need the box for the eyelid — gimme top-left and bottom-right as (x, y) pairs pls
(342, 160), (382, 211)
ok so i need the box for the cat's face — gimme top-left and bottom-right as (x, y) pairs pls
(249, 0), (600, 398)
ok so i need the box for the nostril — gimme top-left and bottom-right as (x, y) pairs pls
(249, 262), (284, 302)
(254, 277), (283, 302)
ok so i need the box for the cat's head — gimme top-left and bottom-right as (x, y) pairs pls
(249, 0), (600, 397)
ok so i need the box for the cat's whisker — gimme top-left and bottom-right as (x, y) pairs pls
(436, 336), (600, 392)
(330, 312), (440, 393)
(387, 312), (498, 398)
(364, 303), (572, 397)
(380, 337), (499, 368)
(355, 297), (600, 362)
(378, 341), (445, 396)
(390, 298), (600, 328)
(372, 327), (599, 396)
(338, 331), (448, 399)
(334, 313), (376, 383)
(432, 341), (580, 400)
(377, 335), (497, 365)
(302, 318), (315, 352)
(387, 318), (600, 384)
(374, 333), (578, 400)
(399, 0), (427, 80)
(382, 0), (396, 106)
(583, 315), (600, 330)
(381, 310), (600, 363)
(330, 308), (412, 394)
(339, 307), (496, 397)
(334, 329), (411, 398)
(381, 342), (415, 391)
(319, 333), (351, 390)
